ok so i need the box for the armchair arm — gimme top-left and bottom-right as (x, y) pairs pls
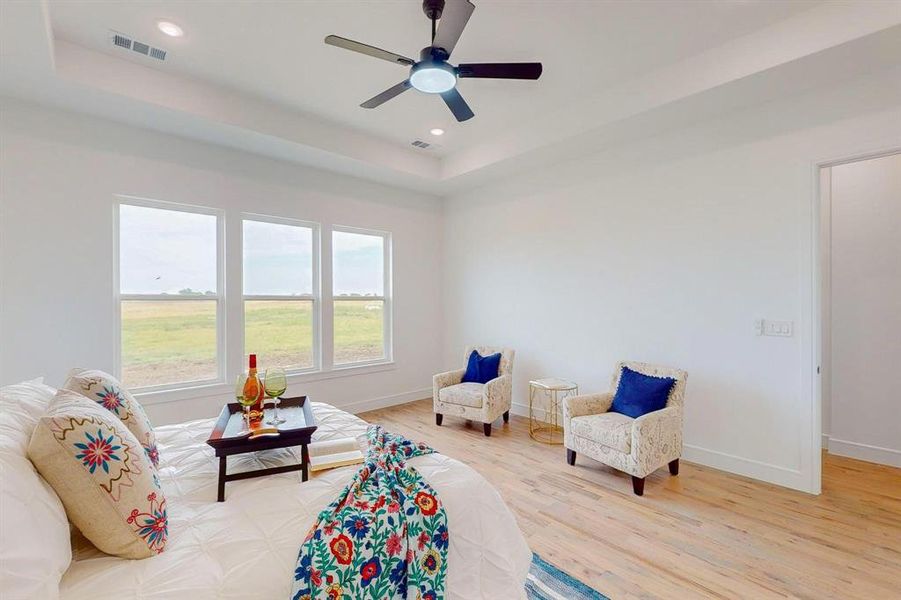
(562, 392), (614, 419)
(633, 405), (682, 437)
(631, 406), (683, 475)
(484, 374), (512, 409)
(433, 368), (465, 401)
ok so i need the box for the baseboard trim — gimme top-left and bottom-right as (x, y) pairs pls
(682, 444), (808, 490)
(353, 394), (901, 488)
(825, 436), (901, 468)
(510, 401), (561, 421)
(341, 388), (431, 415)
(510, 401), (529, 417)
(514, 401), (811, 491)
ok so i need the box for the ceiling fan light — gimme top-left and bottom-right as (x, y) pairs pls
(410, 66), (457, 94)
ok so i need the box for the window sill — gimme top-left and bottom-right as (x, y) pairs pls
(294, 361), (396, 383)
(134, 361), (396, 406)
(135, 381), (230, 406)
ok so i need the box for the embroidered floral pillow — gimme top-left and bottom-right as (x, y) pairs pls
(63, 369), (159, 469)
(27, 390), (168, 559)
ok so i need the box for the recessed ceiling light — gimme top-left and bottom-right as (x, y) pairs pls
(430, 128), (445, 136)
(157, 21), (183, 37)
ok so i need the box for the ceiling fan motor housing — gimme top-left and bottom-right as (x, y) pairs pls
(419, 46), (450, 63)
(422, 0), (445, 20)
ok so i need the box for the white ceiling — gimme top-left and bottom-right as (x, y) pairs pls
(48, 0), (820, 156)
(2, 1), (900, 193)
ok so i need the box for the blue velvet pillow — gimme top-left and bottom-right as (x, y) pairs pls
(461, 350), (502, 384)
(610, 366), (676, 419)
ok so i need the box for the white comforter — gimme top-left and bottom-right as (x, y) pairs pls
(60, 403), (531, 599)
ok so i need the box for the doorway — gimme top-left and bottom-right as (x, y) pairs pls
(819, 151), (901, 474)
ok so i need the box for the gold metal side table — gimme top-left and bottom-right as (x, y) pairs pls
(528, 378), (578, 444)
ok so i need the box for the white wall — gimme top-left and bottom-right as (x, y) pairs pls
(0, 99), (444, 425)
(442, 68), (901, 493)
(826, 153), (901, 467)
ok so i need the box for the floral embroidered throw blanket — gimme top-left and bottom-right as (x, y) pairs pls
(291, 425), (448, 600)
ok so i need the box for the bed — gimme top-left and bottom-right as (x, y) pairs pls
(2, 380), (531, 600)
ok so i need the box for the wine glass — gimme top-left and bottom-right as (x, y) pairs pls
(264, 367), (287, 425)
(235, 373), (257, 434)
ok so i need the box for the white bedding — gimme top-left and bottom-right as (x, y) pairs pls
(59, 403), (531, 599)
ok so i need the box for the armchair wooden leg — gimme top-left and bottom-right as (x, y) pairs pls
(566, 449), (576, 466)
(668, 459), (679, 475)
(503, 410), (510, 423)
(483, 423), (492, 437)
(631, 476), (645, 496)
(435, 413), (443, 426)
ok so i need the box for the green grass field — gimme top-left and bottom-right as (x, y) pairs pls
(121, 299), (384, 388)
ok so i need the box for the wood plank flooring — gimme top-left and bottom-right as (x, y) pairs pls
(360, 399), (901, 600)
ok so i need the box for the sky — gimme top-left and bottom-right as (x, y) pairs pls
(119, 204), (383, 296)
(244, 219), (313, 295)
(332, 230), (384, 296)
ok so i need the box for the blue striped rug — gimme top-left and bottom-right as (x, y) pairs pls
(525, 553), (610, 600)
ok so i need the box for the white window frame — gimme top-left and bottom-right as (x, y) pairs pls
(241, 213), (321, 374)
(113, 196), (226, 393)
(330, 225), (393, 368)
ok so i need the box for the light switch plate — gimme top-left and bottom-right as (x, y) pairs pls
(756, 319), (793, 337)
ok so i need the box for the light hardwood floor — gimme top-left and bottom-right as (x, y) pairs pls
(360, 399), (901, 600)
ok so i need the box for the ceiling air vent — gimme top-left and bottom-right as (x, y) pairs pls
(112, 33), (132, 50)
(411, 140), (432, 149)
(108, 30), (167, 61)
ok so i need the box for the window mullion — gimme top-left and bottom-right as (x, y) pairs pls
(383, 232), (392, 363)
(243, 295), (314, 301)
(321, 226), (335, 372)
(120, 294), (218, 301)
(226, 212), (243, 383)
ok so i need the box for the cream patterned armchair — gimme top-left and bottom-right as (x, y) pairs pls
(563, 361), (687, 495)
(433, 346), (514, 437)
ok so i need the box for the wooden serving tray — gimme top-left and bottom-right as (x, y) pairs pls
(206, 396), (317, 455)
(205, 396), (318, 501)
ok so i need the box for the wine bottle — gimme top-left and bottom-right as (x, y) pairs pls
(243, 354), (265, 429)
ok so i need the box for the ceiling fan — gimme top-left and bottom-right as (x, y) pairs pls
(324, 0), (542, 122)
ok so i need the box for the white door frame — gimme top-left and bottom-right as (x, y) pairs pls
(808, 146), (901, 494)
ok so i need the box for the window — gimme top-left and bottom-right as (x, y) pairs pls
(243, 217), (318, 371)
(332, 228), (391, 365)
(117, 201), (222, 389)
(116, 203), (392, 395)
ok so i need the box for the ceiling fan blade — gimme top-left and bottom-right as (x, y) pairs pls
(440, 88), (474, 122)
(325, 35), (414, 66)
(360, 80), (412, 109)
(457, 63), (543, 79)
(432, 0), (475, 57)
